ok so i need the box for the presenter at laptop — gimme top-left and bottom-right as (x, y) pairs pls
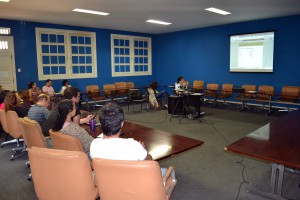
(175, 76), (186, 90)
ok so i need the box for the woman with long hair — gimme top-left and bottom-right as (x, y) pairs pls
(4, 91), (28, 117)
(28, 82), (41, 102)
(52, 99), (94, 152)
(147, 81), (169, 109)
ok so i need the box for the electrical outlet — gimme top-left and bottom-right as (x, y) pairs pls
(18, 68), (21, 72)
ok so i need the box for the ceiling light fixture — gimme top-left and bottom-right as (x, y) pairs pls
(205, 7), (231, 15)
(0, 0), (10, 2)
(146, 20), (171, 25)
(72, 8), (109, 16)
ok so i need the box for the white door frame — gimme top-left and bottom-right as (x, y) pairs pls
(0, 36), (17, 91)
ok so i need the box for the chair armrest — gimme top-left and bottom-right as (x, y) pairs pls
(162, 166), (177, 196)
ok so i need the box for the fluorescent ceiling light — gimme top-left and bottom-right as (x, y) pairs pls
(146, 20), (171, 25)
(0, 0), (10, 2)
(205, 7), (231, 15)
(73, 8), (109, 16)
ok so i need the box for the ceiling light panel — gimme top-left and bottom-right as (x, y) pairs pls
(146, 20), (171, 25)
(73, 8), (109, 16)
(0, 0), (10, 2)
(205, 7), (231, 15)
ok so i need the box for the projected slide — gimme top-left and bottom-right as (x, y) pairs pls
(230, 32), (274, 72)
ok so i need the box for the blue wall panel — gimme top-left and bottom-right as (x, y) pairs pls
(0, 19), (155, 92)
(153, 15), (300, 93)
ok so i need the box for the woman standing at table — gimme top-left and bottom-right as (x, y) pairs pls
(28, 82), (41, 102)
(52, 99), (94, 152)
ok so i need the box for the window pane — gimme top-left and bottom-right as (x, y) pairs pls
(50, 45), (57, 53)
(72, 46), (78, 54)
(59, 56), (65, 64)
(42, 56), (50, 64)
(114, 48), (119, 55)
(42, 45), (49, 53)
(79, 46), (85, 54)
(139, 65), (143, 71)
(120, 48), (124, 55)
(72, 56), (78, 64)
(43, 66), (50, 75)
(79, 56), (85, 63)
(80, 66), (86, 73)
(51, 66), (58, 74)
(86, 56), (92, 64)
(86, 47), (91, 54)
(139, 57), (143, 63)
(85, 37), (91, 44)
(59, 66), (66, 74)
(114, 39), (119, 46)
(78, 37), (84, 44)
(120, 39), (124, 46)
(72, 66), (79, 74)
(51, 56), (58, 64)
(120, 65), (125, 72)
(58, 45), (65, 53)
(134, 49), (138, 55)
(125, 40), (129, 46)
(139, 49), (143, 55)
(134, 65), (139, 72)
(125, 48), (129, 55)
(41, 34), (49, 42)
(144, 66), (148, 71)
(134, 41), (138, 47)
(115, 65), (120, 72)
(71, 36), (77, 44)
(86, 66), (92, 73)
(49, 34), (57, 43)
(57, 35), (64, 43)
(125, 65), (130, 72)
(144, 41), (148, 48)
(115, 57), (119, 64)
(144, 57), (148, 63)
(144, 49), (148, 55)
(134, 57), (138, 63)
(120, 57), (124, 63)
(139, 41), (143, 47)
(125, 57), (130, 63)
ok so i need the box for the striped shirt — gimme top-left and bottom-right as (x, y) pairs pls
(28, 104), (50, 126)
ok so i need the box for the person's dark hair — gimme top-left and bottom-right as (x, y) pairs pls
(149, 81), (158, 90)
(99, 102), (124, 136)
(4, 91), (18, 111)
(62, 79), (69, 86)
(28, 82), (35, 89)
(0, 90), (9, 104)
(46, 79), (52, 83)
(177, 77), (184, 83)
(63, 87), (80, 100)
(52, 99), (73, 131)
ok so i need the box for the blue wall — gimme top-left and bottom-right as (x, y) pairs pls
(153, 15), (300, 93)
(0, 19), (155, 92)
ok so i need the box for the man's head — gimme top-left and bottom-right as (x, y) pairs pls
(46, 79), (52, 87)
(63, 87), (80, 103)
(36, 94), (50, 107)
(177, 76), (184, 84)
(99, 102), (124, 136)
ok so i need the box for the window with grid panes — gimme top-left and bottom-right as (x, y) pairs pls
(111, 34), (152, 77)
(36, 28), (97, 80)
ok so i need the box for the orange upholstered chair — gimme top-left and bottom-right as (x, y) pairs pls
(92, 158), (177, 200)
(28, 147), (99, 200)
(126, 82), (135, 89)
(256, 85), (274, 100)
(49, 129), (84, 152)
(278, 86), (300, 103)
(193, 80), (204, 92)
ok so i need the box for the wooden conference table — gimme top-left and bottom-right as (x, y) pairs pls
(82, 121), (204, 161)
(225, 110), (300, 199)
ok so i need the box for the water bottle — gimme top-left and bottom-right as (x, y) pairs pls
(89, 118), (96, 132)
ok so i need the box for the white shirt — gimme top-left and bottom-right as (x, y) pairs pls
(90, 137), (148, 160)
(42, 86), (55, 96)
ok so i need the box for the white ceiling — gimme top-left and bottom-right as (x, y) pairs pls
(1, 0), (300, 34)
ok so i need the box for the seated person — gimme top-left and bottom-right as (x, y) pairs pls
(28, 94), (50, 126)
(4, 91), (28, 117)
(147, 81), (169, 109)
(60, 79), (71, 94)
(0, 90), (9, 110)
(42, 87), (93, 136)
(90, 102), (152, 160)
(174, 76), (186, 95)
(42, 79), (55, 96)
(52, 99), (94, 153)
(28, 82), (41, 102)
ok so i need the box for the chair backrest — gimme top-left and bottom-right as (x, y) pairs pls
(103, 84), (116, 91)
(115, 82), (127, 90)
(92, 158), (168, 200)
(193, 80), (204, 90)
(0, 109), (8, 133)
(184, 81), (190, 86)
(126, 82), (135, 89)
(281, 86), (300, 97)
(49, 129), (84, 152)
(206, 83), (219, 90)
(258, 85), (274, 96)
(5, 110), (22, 139)
(242, 85), (256, 92)
(128, 89), (143, 100)
(86, 85), (99, 93)
(221, 84), (233, 92)
(18, 117), (47, 148)
(28, 147), (98, 200)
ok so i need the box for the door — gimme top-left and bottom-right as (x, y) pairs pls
(0, 36), (17, 91)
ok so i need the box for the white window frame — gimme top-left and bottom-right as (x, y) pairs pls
(36, 28), (97, 80)
(111, 34), (152, 77)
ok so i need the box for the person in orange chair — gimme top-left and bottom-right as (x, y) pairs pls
(4, 91), (28, 117)
(90, 102), (152, 160)
(28, 82), (41, 102)
(52, 99), (94, 152)
(148, 81), (169, 109)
